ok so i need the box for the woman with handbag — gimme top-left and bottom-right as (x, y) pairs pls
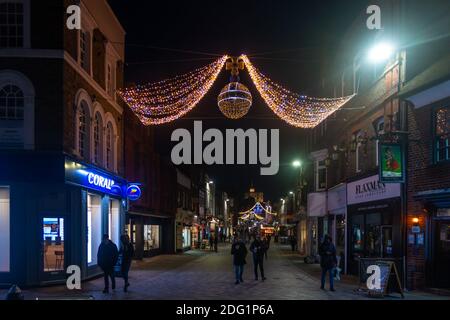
(119, 234), (134, 292)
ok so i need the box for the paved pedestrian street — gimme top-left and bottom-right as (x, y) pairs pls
(1, 244), (446, 301)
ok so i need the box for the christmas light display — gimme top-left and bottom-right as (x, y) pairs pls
(241, 55), (355, 128)
(117, 55), (228, 125)
(217, 82), (253, 119)
(118, 54), (354, 128)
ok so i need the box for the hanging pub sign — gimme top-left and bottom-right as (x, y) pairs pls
(378, 143), (405, 183)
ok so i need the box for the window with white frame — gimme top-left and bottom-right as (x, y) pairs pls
(316, 160), (327, 191)
(435, 106), (450, 163)
(375, 117), (385, 166)
(93, 112), (103, 165)
(106, 121), (114, 171)
(78, 101), (90, 159)
(0, 1), (24, 48)
(355, 131), (364, 173)
(0, 84), (24, 120)
(79, 30), (91, 74)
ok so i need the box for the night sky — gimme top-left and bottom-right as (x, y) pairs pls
(108, 0), (368, 202)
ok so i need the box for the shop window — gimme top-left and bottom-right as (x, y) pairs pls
(183, 227), (191, 248)
(435, 106), (450, 163)
(315, 160), (327, 191)
(108, 199), (120, 247)
(93, 111), (103, 165)
(352, 214), (364, 254)
(42, 217), (64, 272)
(106, 121), (115, 171)
(0, 1), (25, 48)
(87, 194), (102, 266)
(144, 225), (160, 250)
(0, 187), (10, 272)
(374, 117), (385, 166)
(79, 29), (91, 74)
(77, 101), (90, 160)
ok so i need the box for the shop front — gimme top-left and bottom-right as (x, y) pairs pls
(346, 175), (402, 275)
(327, 183), (347, 273)
(176, 209), (194, 252)
(0, 154), (128, 287)
(307, 191), (327, 257)
(412, 190), (450, 289)
(125, 213), (173, 259)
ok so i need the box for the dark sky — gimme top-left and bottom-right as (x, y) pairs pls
(108, 0), (368, 202)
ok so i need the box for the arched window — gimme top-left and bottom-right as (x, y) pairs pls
(77, 101), (90, 159)
(106, 121), (114, 171)
(0, 70), (34, 150)
(93, 112), (103, 165)
(0, 85), (24, 120)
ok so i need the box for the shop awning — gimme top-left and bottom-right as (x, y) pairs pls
(307, 192), (327, 217)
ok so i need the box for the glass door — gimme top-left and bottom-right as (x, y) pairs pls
(434, 222), (450, 288)
(41, 217), (65, 280)
(381, 226), (393, 258)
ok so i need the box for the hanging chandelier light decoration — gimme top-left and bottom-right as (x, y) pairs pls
(217, 56), (253, 119)
(241, 55), (355, 128)
(117, 55), (228, 125)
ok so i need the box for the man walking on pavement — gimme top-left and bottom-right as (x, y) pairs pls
(250, 235), (267, 281)
(231, 236), (247, 285)
(97, 234), (119, 294)
(319, 234), (337, 292)
(214, 234), (218, 253)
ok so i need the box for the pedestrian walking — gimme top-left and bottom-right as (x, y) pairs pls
(97, 234), (119, 293)
(231, 236), (247, 285)
(263, 237), (269, 260)
(319, 235), (337, 292)
(250, 236), (266, 281)
(290, 235), (297, 252)
(214, 234), (218, 252)
(209, 235), (214, 251)
(119, 234), (134, 292)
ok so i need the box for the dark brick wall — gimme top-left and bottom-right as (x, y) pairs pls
(406, 99), (450, 289)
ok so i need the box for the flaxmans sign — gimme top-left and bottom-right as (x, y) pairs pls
(347, 175), (400, 205)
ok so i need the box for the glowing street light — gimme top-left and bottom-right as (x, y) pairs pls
(368, 42), (395, 63)
(292, 160), (302, 168)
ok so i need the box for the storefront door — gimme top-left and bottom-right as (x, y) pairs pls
(40, 216), (66, 281)
(434, 221), (450, 288)
(381, 226), (393, 258)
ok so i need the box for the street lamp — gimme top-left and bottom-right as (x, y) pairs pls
(292, 160), (302, 168)
(368, 42), (395, 63)
(208, 180), (214, 184)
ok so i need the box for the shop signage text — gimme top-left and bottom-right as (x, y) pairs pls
(347, 175), (400, 205)
(87, 172), (115, 190)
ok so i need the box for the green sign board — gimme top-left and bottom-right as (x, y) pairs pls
(379, 143), (405, 183)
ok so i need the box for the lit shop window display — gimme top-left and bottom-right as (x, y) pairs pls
(87, 194), (102, 266)
(42, 217), (65, 272)
(0, 187), (10, 272)
(144, 225), (160, 251)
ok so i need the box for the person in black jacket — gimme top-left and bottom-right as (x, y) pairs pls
(250, 236), (267, 281)
(119, 234), (134, 292)
(319, 235), (337, 291)
(97, 234), (119, 293)
(231, 236), (247, 285)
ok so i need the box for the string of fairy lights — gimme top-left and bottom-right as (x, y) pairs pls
(118, 54), (354, 127)
(241, 55), (355, 128)
(118, 55), (228, 125)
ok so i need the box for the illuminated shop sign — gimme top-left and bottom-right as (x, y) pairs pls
(127, 184), (142, 201)
(65, 159), (126, 197)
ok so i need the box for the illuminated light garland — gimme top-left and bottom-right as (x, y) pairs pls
(217, 82), (253, 119)
(241, 55), (355, 128)
(117, 56), (228, 125)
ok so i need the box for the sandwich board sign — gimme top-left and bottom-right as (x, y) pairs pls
(368, 261), (404, 298)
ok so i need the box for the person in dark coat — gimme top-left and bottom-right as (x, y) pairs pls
(290, 235), (297, 252)
(319, 235), (337, 291)
(214, 234), (218, 252)
(97, 234), (119, 293)
(209, 235), (214, 251)
(250, 236), (267, 281)
(231, 236), (247, 284)
(119, 234), (134, 292)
